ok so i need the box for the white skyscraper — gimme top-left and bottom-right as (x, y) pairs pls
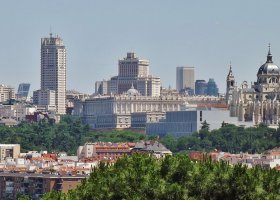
(176, 66), (195, 92)
(40, 33), (66, 114)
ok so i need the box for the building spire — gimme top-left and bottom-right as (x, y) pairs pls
(267, 43), (273, 63)
(227, 61), (233, 77)
(131, 83), (134, 89)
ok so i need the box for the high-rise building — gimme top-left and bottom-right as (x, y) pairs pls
(176, 67), (195, 92)
(195, 80), (208, 95)
(16, 83), (30, 99)
(40, 33), (66, 114)
(95, 80), (109, 95)
(95, 52), (161, 97)
(207, 78), (219, 96)
(0, 85), (15, 103)
(118, 52), (149, 78)
(117, 52), (159, 95)
(33, 89), (56, 111)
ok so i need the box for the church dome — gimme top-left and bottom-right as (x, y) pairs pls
(258, 63), (279, 75)
(257, 45), (279, 75)
(127, 84), (140, 96)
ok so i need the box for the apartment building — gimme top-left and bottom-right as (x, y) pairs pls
(0, 144), (20, 161)
(0, 85), (15, 103)
(0, 173), (86, 200)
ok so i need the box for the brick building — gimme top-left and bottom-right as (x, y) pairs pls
(77, 142), (134, 160)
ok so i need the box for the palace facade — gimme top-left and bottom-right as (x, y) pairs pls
(73, 86), (185, 129)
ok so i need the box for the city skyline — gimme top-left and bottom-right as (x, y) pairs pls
(1, 1), (280, 94)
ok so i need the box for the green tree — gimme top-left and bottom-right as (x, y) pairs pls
(43, 153), (280, 199)
(201, 120), (210, 131)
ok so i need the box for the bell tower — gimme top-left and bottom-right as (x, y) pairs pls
(226, 62), (235, 105)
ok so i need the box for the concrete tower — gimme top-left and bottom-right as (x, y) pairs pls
(41, 33), (66, 114)
(118, 52), (149, 78)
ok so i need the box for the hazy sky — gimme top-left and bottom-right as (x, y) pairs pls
(1, 1), (280, 94)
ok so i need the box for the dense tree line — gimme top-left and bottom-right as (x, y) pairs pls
(2, 116), (280, 155)
(39, 153), (280, 200)
(160, 123), (280, 154)
(0, 116), (147, 154)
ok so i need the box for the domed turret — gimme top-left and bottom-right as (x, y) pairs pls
(126, 84), (140, 96)
(254, 44), (280, 96)
(257, 44), (279, 75)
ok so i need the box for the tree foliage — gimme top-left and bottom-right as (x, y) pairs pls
(160, 124), (280, 154)
(2, 117), (280, 155)
(0, 116), (147, 154)
(42, 153), (280, 199)
(201, 120), (210, 131)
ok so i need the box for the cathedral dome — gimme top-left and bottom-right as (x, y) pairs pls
(127, 84), (140, 96)
(257, 45), (279, 75)
(258, 63), (279, 75)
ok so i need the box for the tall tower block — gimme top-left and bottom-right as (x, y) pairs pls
(41, 33), (66, 114)
(176, 66), (195, 92)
